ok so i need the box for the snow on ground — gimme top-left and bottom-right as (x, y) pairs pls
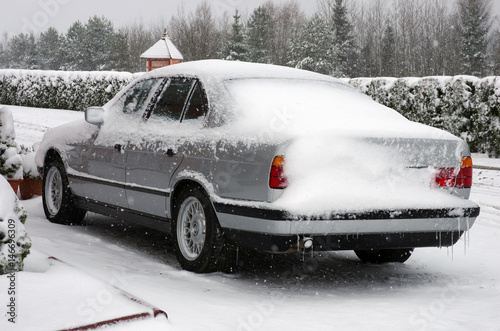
(1, 105), (500, 330)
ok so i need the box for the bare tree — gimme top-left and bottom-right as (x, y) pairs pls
(121, 19), (157, 72)
(361, 0), (386, 76)
(423, 0), (457, 75)
(169, 2), (225, 61)
(265, 0), (306, 66)
(393, 0), (425, 76)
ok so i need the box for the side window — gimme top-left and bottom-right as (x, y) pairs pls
(182, 82), (208, 121)
(152, 78), (194, 121)
(121, 78), (165, 115)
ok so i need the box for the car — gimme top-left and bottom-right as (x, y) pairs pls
(36, 60), (480, 273)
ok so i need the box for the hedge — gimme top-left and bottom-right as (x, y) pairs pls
(0, 69), (499, 156)
(0, 69), (140, 112)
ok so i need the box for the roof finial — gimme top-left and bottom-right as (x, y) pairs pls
(162, 28), (167, 40)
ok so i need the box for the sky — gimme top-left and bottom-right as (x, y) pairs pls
(0, 0), (499, 39)
(0, 0), (316, 38)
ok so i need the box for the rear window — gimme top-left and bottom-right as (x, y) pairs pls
(223, 78), (406, 135)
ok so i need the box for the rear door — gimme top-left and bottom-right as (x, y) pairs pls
(125, 77), (208, 218)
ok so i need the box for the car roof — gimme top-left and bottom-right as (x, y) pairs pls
(142, 59), (340, 83)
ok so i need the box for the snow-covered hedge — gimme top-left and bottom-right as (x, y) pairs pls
(0, 176), (31, 274)
(0, 69), (140, 112)
(345, 76), (500, 157)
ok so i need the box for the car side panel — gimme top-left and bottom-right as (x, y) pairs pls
(212, 142), (281, 202)
(167, 141), (216, 218)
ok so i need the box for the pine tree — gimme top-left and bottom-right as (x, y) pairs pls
(220, 10), (248, 61)
(332, 0), (358, 77)
(246, 6), (272, 63)
(6, 32), (38, 69)
(37, 27), (64, 70)
(82, 16), (115, 70)
(490, 27), (500, 75)
(109, 29), (132, 71)
(359, 39), (374, 77)
(381, 24), (396, 77)
(458, 0), (492, 76)
(63, 21), (86, 70)
(288, 14), (339, 75)
(0, 42), (6, 68)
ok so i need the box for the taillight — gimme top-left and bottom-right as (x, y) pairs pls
(434, 157), (473, 189)
(456, 156), (473, 188)
(269, 156), (287, 189)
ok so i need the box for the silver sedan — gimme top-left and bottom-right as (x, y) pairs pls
(36, 60), (480, 273)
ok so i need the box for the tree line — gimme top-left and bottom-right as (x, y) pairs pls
(0, 0), (499, 77)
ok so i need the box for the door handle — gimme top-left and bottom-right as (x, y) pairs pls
(114, 144), (124, 153)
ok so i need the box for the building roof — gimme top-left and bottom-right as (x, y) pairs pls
(140, 31), (183, 60)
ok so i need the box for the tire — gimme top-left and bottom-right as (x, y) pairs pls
(172, 186), (234, 273)
(42, 157), (86, 225)
(354, 248), (414, 264)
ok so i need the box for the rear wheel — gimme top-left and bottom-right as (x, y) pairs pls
(42, 157), (86, 225)
(173, 186), (234, 273)
(354, 248), (414, 264)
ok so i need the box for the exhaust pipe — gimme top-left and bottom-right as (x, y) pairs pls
(300, 237), (313, 249)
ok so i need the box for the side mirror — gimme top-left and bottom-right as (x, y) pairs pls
(85, 107), (105, 126)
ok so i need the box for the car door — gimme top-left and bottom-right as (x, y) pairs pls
(74, 77), (166, 209)
(125, 77), (209, 218)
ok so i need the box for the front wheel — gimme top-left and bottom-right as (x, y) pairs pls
(354, 248), (414, 264)
(172, 186), (234, 273)
(42, 158), (86, 225)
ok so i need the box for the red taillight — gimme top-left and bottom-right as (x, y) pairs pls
(456, 157), (473, 188)
(269, 156), (287, 189)
(434, 157), (473, 189)
(434, 168), (457, 187)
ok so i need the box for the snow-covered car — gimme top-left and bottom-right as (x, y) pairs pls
(36, 60), (480, 273)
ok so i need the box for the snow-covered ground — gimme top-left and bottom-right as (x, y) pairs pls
(1, 105), (500, 330)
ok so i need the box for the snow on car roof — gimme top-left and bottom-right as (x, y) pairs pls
(143, 59), (338, 82)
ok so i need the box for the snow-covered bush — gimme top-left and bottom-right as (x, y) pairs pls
(347, 76), (500, 156)
(468, 77), (500, 157)
(0, 175), (31, 274)
(0, 69), (140, 111)
(20, 143), (41, 180)
(0, 107), (23, 179)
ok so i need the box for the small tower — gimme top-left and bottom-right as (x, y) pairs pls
(140, 29), (183, 72)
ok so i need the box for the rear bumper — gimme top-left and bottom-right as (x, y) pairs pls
(213, 202), (480, 252)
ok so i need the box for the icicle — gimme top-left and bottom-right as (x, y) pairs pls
(465, 217), (470, 245)
(450, 232), (454, 261)
(464, 217), (471, 255)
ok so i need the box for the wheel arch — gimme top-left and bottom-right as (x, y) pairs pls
(43, 148), (65, 169)
(170, 178), (214, 219)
